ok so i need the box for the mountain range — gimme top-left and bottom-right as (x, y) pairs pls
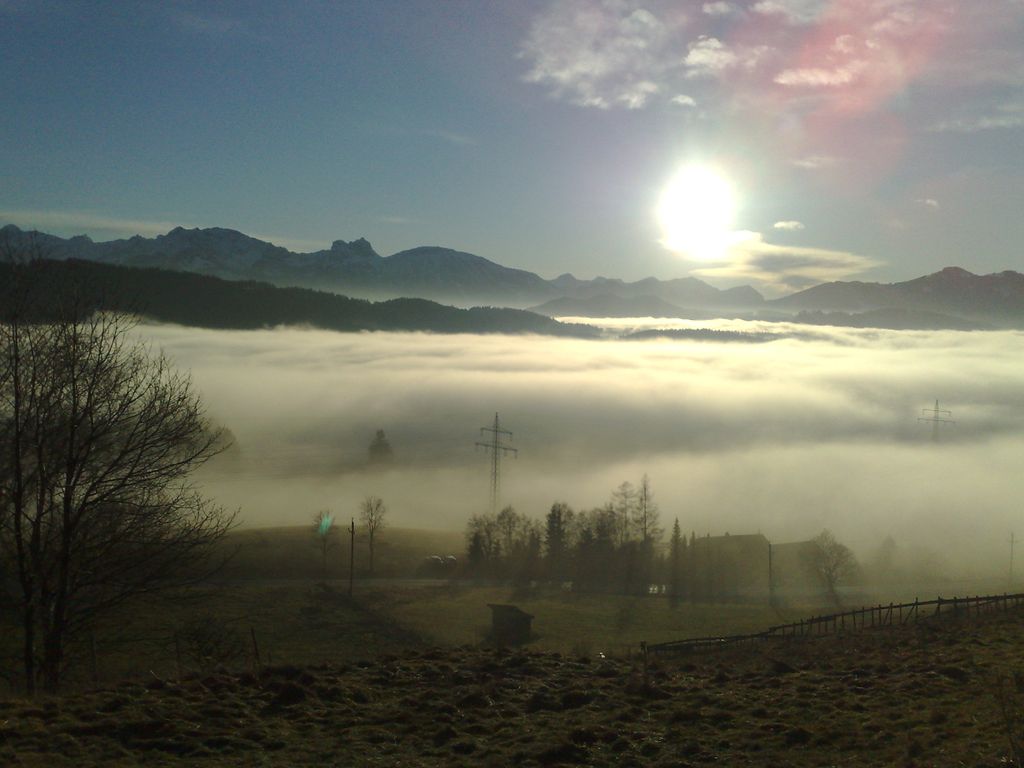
(0, 224), (762, 310)
(2, 223), (1022, 330)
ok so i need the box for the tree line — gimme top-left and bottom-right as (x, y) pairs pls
(463, 478), (859, 603)
(0, 256), (598, 337)
(465, 476), (667, 595)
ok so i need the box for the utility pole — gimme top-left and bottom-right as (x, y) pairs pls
(475, 412), (517, 514)
(348, 517), (355, 597)
(918, 399), (954, 442)
(1011, 532), (1016, 586)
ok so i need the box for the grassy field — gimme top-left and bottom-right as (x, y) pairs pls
(371, 584), (794, 655)
(6, 525), (1024, 765)
(218, 524), (465, 580)
(0, 525), (885, 694)
(7, 580), (802, 693)
(0, 581), (420, 694)
(0, 525), (459, 693)
(4, 598), (1024, 766)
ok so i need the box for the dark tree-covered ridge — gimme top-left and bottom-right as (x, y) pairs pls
(0, 259), (600, 338)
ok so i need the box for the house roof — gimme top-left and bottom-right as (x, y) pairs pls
(487, 603), (534, 619)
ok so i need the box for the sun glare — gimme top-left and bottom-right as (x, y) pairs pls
(657, 166), (737, 261)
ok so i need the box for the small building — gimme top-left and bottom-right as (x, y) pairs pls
(771, 540), (821, 597)
(487, 603), (533, 646)
(688, 533), (771, 601)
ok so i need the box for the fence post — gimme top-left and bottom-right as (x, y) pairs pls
(250, 627), (262, 675)
(89, 631), (99, 687)
(641, 642), (649, 688)
(174, 632), (183, 682)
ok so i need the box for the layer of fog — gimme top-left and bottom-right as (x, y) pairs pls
(141, 321), (1024, 578)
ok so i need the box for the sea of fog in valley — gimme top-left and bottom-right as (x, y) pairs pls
(143, 319), (1024, 580)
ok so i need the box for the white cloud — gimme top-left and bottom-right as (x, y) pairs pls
(669, 93), (697, 107)
(518, 0), (1024, 150)
(518, 1), (770, 108)
(792, 155), (840, 169)
(773, 220), (806, 230)
(701, 2), (735, 16)
(929, 102), (1024, 132)
(691, 230), (879, 294)
(832, 34), (856, 54)
(684, 36), (737, 77)
(684, 36), (770, 79)
(915, 198), (940, 209)
(519, 0), (687, 110)
(774, 60), (867, 87)
(619, 80), (661, 109)
(751, 0), (829, 23)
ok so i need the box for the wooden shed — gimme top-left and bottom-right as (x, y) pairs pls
(487, 603), (534, 646)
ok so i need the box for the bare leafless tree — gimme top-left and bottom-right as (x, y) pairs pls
(611, 481), (636, 546)
(0, 254), (235, 694)
(360, 496), (387, 576)
(633, 474), (662, 545)
(803, 529), (858, 605)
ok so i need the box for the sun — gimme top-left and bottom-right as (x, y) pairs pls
(656, 165), (737, 261)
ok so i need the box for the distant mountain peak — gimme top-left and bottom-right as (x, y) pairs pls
(772, 265), (1024, 326)
(935, 266), (974, 278)
(331, 237), (379, 259)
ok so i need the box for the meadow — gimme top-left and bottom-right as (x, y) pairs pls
(1, 525), (817, 694)
(5, 524), (1024, 766)
(3, 584), (1024, 766)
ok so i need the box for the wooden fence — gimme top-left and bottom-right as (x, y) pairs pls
(644, 592), (1024, 657)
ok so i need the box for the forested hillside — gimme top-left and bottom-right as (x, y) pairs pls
(0, 259), (599, 337)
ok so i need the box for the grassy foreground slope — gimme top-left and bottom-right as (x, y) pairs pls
(3, 602), (1024, 766)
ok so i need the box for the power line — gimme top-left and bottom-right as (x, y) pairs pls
(918, 399), (954, 442)
(475, 412), (517, 514)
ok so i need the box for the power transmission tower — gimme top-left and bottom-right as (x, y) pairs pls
(476, 412), (517, 514)
(918, 399), (954, 442)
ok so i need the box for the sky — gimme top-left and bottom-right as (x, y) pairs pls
(1, 0), (1022, 293)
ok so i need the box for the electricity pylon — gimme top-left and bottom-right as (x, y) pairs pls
(476, 412), (517, 514)
(918, 400), (954, 442)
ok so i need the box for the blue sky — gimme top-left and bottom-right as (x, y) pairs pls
(1, 0), (1022, 293)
